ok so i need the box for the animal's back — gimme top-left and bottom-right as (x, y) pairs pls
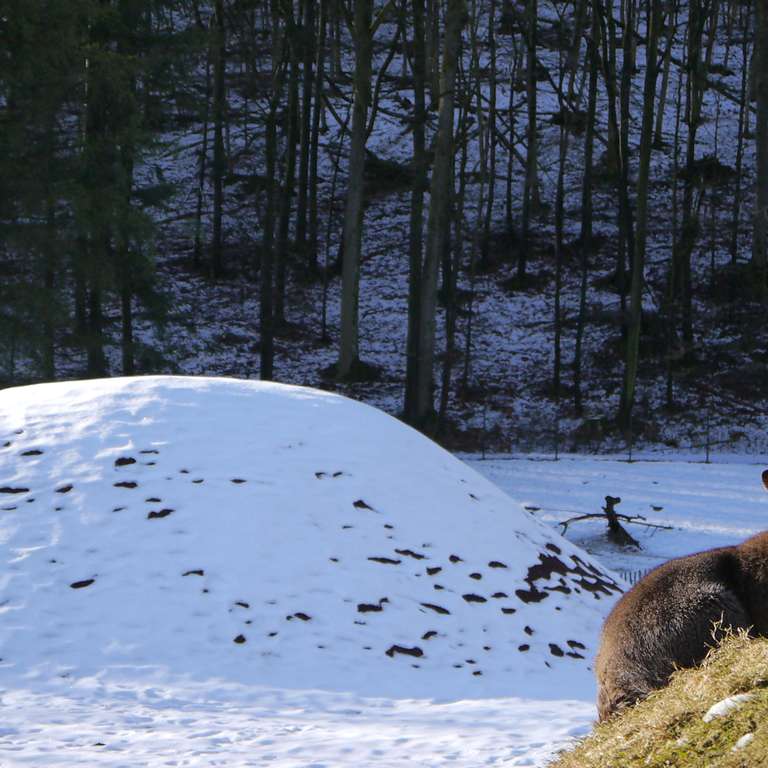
(595, 546), (749, 720)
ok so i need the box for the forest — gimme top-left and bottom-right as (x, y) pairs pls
(1, 0), (767, 453)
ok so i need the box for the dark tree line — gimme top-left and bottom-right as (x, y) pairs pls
(1, 0), (767, 443)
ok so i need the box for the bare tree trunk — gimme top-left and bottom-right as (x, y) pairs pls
(505, 40), (521, 232)
(211, 0), (226, 279)
(194, 31), (211, 270)
(119, 140), (136, 377)
(459, 67), (476, 391)
(426, 0), (441, 103)
(261, 4), (285, 381)
(619, 0), (635, 280)
(731, 0), (751, 265)
(597, 0), (632, 318)
(574, 1), (600, 417)
(601, 0), (620, 175)
(567, 0), (589, 101)
(415, 0), (465, 428)
(308, 0), (327, 270)
(480, 0), (497, 268)
(653, 3), (676, 147)
(754, 0), (768, 294)
(42, 190), (56, 380)
(86, 263), (107, 378)
(518, 0), (538, 281)
(676, 0), (710, 350)
(276, 11), (299, 326)
(618, 0), (661, 430)
(296, 0), (315, 254)
(666, 66), (685, 407)
(439, 82), (468, 430)
(336, 0), (372, 380)
(553, 119), (566, 402)
(404, 0), (427, 425)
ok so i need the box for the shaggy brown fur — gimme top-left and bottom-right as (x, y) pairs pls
(595, 530), (768, 721)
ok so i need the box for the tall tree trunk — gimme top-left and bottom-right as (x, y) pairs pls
(260, 5), (284, 381)
(296, 0), (315, 254)
(480, 0), (497, 268)
(194, 41), (212, 271)
(415, 0), (465, 427)
(618, 0), (661, 429)
(86, 268), (107, 378)
(754, 0), (768, 294)
(42, 115), (56, 380)
(276, 13), (299, 327)
(119, 144), (136, 376)
(653, 3), (676, 148)
(440, 88), (468, 430)
(336, 0), (372, 380)
(597, 0), (632, 316)
(426, 0), (441, 103)
(505, 37), (522, 231)
(120, 271), (135, 375)
(42, 194), (56, 380)
(330, 0), (343, 78)
(211, 0), (226, 278)
(404, 0), (427, 425)
(553, 125), (567, 401)
(676, 0), (709, 350)
(566, 0), (588, 101)
(574, 2), (600, 416)
(308, 0), (327, 270)
(618, 0), (636, 280)
(666, 66), (685, 407)
(518, 0), (538, 281)
(601, 0), (620, 175)
(731, 0), (751, 265)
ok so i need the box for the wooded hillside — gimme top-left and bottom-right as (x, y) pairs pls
(1, 0), (766, 452)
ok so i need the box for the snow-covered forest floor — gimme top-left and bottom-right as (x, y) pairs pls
(15, 0), (766, 455)
(71, 0), (763, 456)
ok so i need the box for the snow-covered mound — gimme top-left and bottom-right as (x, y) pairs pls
(0, 376), (622, 698)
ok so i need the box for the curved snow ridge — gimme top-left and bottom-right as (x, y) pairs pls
(0, 376), (622, 698)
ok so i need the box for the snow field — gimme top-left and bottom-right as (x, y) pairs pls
(0, 376), (623, 766)
(3, 377), (766, 765)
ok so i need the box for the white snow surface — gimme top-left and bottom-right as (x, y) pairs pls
(702, 694), (754, 723)
(733, 733), (755, 751)
(0, 376), (620, 766)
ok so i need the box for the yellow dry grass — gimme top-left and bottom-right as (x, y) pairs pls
(549, 632), (768, 768)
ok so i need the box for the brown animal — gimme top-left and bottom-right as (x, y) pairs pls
(595, 476), (768, 721)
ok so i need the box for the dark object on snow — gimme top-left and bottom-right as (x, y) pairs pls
(559, 495), (671, 546)
(603, 496), (640, 548)
(596, 525), (768, 721)
(385, 644), (423, 658)
(147, 508), (174, 519)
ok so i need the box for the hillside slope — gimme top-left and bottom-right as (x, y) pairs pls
(0, 375), (622, 700)
(550, 633), (768, 768)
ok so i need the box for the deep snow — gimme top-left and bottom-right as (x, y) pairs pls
(1, 376), (620, 766)
(1, 376), (766, 766)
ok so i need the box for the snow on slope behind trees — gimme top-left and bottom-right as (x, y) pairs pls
(0, 376), (622, 698)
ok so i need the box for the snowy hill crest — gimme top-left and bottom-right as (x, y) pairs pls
(0, 376), (621, 698)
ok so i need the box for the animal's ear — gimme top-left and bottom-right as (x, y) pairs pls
(762, 469), (768, 492)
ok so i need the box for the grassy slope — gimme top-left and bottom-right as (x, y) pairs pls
(550, 633), (768, 768)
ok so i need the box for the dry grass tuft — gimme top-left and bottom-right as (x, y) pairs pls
(550, 632), (768, 767)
